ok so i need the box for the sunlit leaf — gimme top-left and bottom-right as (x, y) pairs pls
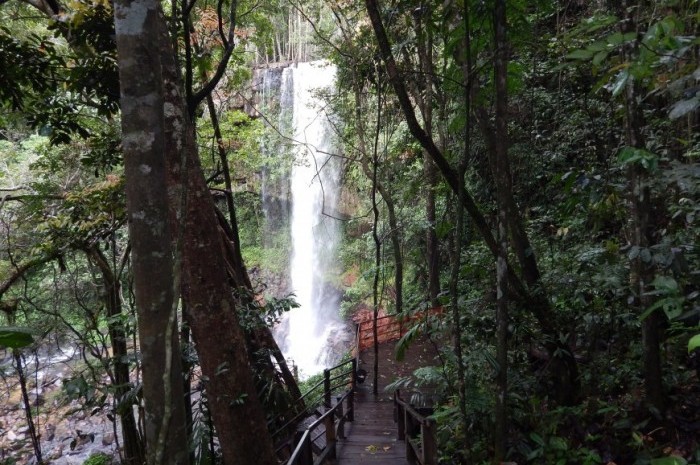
(669, 96), (699, 120)
(611, 69), (629, 96)
(689, 334), (700, 353)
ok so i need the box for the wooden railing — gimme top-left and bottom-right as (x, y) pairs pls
(283, 358), (356, 465)
(395, 390), (438, 465)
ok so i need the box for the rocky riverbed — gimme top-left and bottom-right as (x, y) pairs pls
(1, 344), (122, 464)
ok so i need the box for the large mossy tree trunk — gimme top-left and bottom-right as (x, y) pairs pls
(113, 1), (190, 463)
(155, 10), (279, 464)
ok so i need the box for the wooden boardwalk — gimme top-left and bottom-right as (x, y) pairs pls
(336, 385), (405, 464)
(335, 338), (438, 465)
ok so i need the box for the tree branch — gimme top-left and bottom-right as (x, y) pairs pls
(0, 253), (59, 300)
(188, 0), (237, 116)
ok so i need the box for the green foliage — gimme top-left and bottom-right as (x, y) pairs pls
(689, 335), (700, 353)
(0, 326), (34, 349)
(82, 452), (112, 465)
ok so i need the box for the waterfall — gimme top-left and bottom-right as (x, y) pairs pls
(262, 61), (348, 379)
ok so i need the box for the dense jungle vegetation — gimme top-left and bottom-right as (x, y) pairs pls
(0, 0), (699, 464)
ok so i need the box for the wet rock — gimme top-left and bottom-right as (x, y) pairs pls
(48, 444), (63, 460)
(28, 393), (45, 406)
(10, 439), (26, 450)
(44, 423), (56, 441)
(102, 432), (115, 446)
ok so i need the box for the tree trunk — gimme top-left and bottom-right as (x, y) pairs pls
(450, 3), (472, 460)
(214, 207), (305, 409)
(493, 1), (509, 460)
(85, 247), (144, 465)
(354, 81), (403, 315)
(413, 14), (440, 307)
(155, 12), (279, 464)
(371, 87), (382, 396)
(113, 3), (190, 463)
(363, 0), (581, 404)
(620, 0), (664, 413)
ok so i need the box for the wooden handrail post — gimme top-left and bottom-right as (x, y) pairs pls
(336, 395), (345, 439)
(323, 368), (331, 409)
(300, 434), (313, 465)
(324, 411), (337, 461)
(405, 409), (417, 465)
(395, 391), (405, 441)
(422, 419), (438, 465)
(348, 359), (356, 421)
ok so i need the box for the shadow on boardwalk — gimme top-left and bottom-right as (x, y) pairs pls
(336, 337), (438, 465)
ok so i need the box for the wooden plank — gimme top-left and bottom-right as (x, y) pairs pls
(335, 338), (439, 465)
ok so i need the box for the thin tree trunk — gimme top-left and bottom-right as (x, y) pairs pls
(619, 0), (664, 413)
(450, 2), (473, 458)
(85, 247), (144, 465)
(493, 2), (510, 459)
(363, 0), (580, 404)
(413, 13), (440, 307)
(15, 352), (43, 464)
(370, 77), (384, 396)
(354, 82), (403, 315)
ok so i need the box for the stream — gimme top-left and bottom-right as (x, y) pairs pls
(1, 340), (123, 464)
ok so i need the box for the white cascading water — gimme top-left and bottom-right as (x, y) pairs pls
(277, 61), (345, 378)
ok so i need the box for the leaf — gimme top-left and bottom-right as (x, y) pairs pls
(617, 147), (659, 171)
(566, 49), (594, 60)
(394, 321), (422, 362)
(611, 69), (630, 96)
(652, 275), (679, 293)
(669, 97), (699, 120)
(650, 457), (687, 465)
(0, 326), (34, 349)
(550, 436), (568, 451)
(592, 51), (609, 67)
(689, 334), (700, 353)
(606, 32), (625, 46)
(530, 432), (546, 447)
